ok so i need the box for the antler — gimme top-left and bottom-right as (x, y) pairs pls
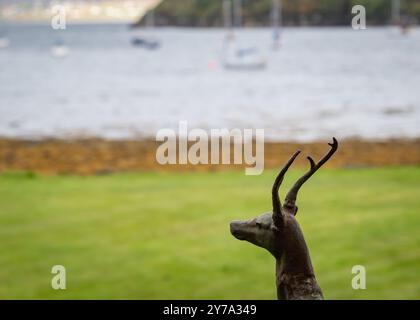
(284, 137), (338, 209)
(272, 150), (301, 227)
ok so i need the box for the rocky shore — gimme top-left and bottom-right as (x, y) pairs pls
(0, 138), (419, 175)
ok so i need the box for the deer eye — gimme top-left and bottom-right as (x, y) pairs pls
(256, 222), (262, 228)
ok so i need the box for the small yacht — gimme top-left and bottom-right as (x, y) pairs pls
(51, 39), (69, 58)
(131, 8), (161, 50)
(223, 36), (266, 70)
(131, 36), (160, 50)
(0, 33), (9, 49)
(222, 0), (267, 71)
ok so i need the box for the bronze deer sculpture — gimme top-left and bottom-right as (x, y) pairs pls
(230, 138), (338, 300)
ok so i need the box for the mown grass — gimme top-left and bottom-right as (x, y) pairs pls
(0, 167), (419, 299)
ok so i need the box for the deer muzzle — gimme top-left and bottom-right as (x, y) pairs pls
(230, 220), (253, 241)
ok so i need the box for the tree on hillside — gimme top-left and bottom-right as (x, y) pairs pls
(135, 0), (420, 27)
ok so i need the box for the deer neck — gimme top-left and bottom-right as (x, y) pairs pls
(274, 244), (323, 300)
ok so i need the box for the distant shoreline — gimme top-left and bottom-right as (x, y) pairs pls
(0, 137), (418, 175)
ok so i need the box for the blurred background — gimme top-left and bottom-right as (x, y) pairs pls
(0, 0), (419, 299)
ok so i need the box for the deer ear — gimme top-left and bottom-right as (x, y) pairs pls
(293, 206), (298, 216)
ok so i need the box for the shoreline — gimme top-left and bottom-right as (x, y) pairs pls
(0, 137), (419, 175)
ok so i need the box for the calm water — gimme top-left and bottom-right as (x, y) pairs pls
(0, 24), (419, 141)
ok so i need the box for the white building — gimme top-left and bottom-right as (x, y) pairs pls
(0, 0), (162, 23)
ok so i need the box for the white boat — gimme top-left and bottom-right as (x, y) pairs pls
(222, 0), (266, 71)
(0, 37), (9, 49)
(223, 38), (266, 70)
(51, 41), (69, 58)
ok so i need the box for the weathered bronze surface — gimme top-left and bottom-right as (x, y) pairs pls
(230, 138), (338, 300)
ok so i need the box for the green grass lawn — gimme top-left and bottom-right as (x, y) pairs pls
(0, 167), (419, 299)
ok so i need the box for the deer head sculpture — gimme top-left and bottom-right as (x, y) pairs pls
(230, 138), (338, 300)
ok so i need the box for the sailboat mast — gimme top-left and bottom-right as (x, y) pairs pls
(233, 0), (242, 28)
(145, 9), (155, 28)
(271, 0), (282, 48)
(223, 0), (235, 40)
(223, 0), (232, 29)
(392, 0), (401, 25)
(272, 0), (281, 29)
